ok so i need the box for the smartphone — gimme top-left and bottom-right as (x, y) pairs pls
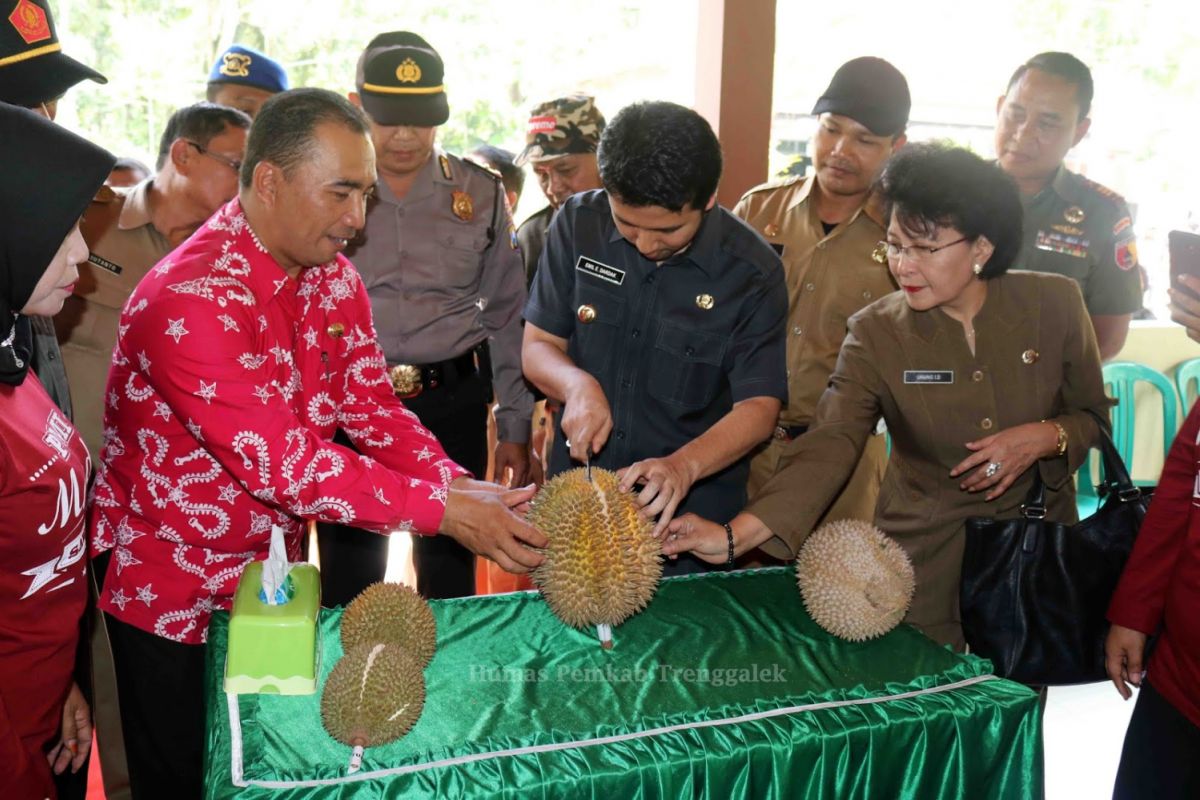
(1169, 229), (1200, 299)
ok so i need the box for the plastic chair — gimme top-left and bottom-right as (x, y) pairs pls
(1175, 357), (1200, 412)
(1078, 362), (1179, 515)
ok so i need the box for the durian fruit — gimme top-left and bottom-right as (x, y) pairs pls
(528, 467), (662, 645)
(341, 582), (437, 668)
(320, 642), (426, 773)
(795, 519), (915, 642)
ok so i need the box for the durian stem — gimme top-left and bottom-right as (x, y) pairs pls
(597, 623), (613, 649)
(348, 744), (364, 774)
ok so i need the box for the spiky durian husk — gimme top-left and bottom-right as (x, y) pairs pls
(320, 643), (426, 747)
(528, 467), (662, 629)
(795, 519), (915, 642)
(341, 582), (437, 667)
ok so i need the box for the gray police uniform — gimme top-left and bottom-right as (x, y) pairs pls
(320, 147), (533, 602)
(1018, 166), (1142, 316)
(516, 205), (553, 288)
(525, 190), (788, 574)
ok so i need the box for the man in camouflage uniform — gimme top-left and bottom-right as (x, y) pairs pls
(334, 31), (534, 602)
(996, 51), (1142, 360)
(514, 94), (605, 287)
(734, 57), (908, 528)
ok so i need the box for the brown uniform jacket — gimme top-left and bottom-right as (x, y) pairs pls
(748, 271), (1109, 647)
(732, 176), (896, 427)
(56, 179), (171, 458)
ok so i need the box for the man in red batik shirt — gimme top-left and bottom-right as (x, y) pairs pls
(1106, 401), (1200, 798)
(88, 88), (547, 798)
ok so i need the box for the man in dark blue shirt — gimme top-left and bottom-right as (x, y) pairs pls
(523, 101), (787, 574)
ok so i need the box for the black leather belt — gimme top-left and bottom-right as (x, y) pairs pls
(388, 350), (478, 398)
(772, 424), (808, 442)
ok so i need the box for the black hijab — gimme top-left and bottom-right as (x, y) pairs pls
(0, 103), (114, 385)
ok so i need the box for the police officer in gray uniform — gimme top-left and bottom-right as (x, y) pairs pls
(322, 31), (534, 602)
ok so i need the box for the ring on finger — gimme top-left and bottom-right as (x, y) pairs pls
(984, 461), (1002, 478)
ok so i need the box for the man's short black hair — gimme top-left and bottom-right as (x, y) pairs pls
(112, 156), (151, 179)
(1007, 52), (1094, 120)
(240, 88), (369, 188)
(156, 102), (251, 171)
(878, 141), (1022, 279)
(470, 145), (524, 201)
(597, 101), (722, 212)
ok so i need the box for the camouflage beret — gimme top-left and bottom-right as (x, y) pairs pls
(514, 93), (605, 167)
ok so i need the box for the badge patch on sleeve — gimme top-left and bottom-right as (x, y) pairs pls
(903, 370), (953, 384)
(1115, 235), (1138, 271)
(575, 256), (625, 286)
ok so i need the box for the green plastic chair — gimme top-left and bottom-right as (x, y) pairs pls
(1078, 361), (1179, 515)
(1175, 357), (1200, 412)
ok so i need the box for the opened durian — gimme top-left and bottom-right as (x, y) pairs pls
(341, 582), (437, 667)
(529, 467), (662, 644)
(320, 642), (426, 772)
(795, 519), (915, 642)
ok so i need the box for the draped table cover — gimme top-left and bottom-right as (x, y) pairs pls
(203, 567), (1042, 798)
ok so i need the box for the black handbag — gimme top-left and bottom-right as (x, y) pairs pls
(961, 423), (1152, 685)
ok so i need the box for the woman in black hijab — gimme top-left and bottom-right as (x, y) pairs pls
(0, 103), (113, 799)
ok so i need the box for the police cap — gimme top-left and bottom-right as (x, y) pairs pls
(355, 31), (448, 127)
(207, 44), (289, 95)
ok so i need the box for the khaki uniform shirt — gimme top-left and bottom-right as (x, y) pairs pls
(748, 272), (1110, 648)
(1019, 166), (1142, 316)
(346, 149), (533, 443)
(56, 180), (171, 458)
(732, 176), (895, 427)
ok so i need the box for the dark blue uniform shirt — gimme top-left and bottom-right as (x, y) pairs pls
(525, 190), (787, 525)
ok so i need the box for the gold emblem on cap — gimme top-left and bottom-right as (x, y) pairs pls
(763, 223), (780, 238)
(1021, 348), (1039, 364)
(220, 53), (252, 78)
(395, 57), (422, 84)
(872, 241), (889, 264)
(695, 294), (715, 310)
(577, 304), (597, 324)
(327, 322), (345, 338)
(1064, 206), (1086, 224)
(451, 190), (473, 221)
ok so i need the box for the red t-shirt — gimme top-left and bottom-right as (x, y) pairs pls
(1108, 401), (1200, 727)
(0, 374), (90, 799)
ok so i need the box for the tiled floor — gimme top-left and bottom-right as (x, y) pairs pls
(1043, 681), (1137, 799)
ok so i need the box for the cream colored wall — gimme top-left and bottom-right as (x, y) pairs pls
(1108, 320), (1198, 481)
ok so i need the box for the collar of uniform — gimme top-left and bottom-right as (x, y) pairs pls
(219, 197), (299, 304)
(372, 152), (440, 207)
(118, 177), (155, 231)
(1025, 164), (1071, 209)
(602, 193), (722, 278)
(784, 175), (816, 212)
(793, 176), (883, 231)
(909, 273), (1024, 343)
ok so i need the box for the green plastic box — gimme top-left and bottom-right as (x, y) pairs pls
(224, 561), (321, 695)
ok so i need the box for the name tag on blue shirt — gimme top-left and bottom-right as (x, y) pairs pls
(903, 370), (954, 384)
(576, 256), (625, 286)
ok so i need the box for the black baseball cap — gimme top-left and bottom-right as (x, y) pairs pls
(0, 0), (106, 108)
(811, 57), (910, 137)
(355, 31), (448, 127)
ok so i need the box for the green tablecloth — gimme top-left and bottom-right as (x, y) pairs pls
(204, 567), (1042, 799)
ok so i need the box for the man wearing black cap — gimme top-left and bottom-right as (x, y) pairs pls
(734, 56), (909, 527)
(336, 31), (534, 602)
(0, 0), (107, 422)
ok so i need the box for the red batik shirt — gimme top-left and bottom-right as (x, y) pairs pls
(90, 199), (467, 644)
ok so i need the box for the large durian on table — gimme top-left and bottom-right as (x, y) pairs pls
(320, 642), (426, 772)
(528, 467), (663, 647)
(795, 519), (915, 642)
(340, 581), (437, 668)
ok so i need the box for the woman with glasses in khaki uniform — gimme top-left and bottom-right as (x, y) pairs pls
(662, 142), (1110, 650)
